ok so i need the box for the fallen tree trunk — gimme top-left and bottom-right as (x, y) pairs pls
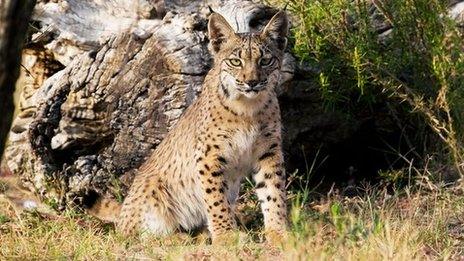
(0, 0), (36, 159)
(4, 0), (303, 209)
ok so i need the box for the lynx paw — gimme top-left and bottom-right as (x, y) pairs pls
(211, 230), (247, 246)
(265, 229), (288, 247)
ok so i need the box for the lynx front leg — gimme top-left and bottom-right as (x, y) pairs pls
(196, 146), (236, 242)
(253, 140), (287, 235)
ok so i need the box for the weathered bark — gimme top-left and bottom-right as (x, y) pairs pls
(0, 0), (36, 159)
(4, 0), (299, 209)
(4, 0), (464, 210)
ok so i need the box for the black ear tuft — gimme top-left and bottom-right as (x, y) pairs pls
(261, 11), (289, 51)
(208, 13), (235, 53)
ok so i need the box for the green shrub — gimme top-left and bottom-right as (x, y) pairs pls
(285, 0), (464, 177)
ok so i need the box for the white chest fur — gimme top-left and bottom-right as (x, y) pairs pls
(226, 124), (260, 174)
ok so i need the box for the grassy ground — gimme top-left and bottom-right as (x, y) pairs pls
(1, 175), (464, 260)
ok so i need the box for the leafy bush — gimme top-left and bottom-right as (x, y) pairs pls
(285, 0), (464, 178)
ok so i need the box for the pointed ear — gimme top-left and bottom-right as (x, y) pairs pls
(261, 11), (289, 51)
(208, 13), (235, 53)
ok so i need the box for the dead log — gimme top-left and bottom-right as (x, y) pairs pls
(4, 0), (302, 209)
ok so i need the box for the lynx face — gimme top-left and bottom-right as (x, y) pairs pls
(208, 11), (288, 100)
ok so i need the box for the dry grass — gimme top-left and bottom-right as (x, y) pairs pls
(1, 177), (464, 260)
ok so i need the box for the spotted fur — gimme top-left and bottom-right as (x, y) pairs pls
(116, 11), (289, 243)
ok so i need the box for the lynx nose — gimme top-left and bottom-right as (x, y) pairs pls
(246, 80), (260, 89)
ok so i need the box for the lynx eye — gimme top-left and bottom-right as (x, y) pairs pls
(259, 57), (274, 66)
(228, 58), (242, 67)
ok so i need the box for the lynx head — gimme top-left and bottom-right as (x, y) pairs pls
(208, 11), (288, 100)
